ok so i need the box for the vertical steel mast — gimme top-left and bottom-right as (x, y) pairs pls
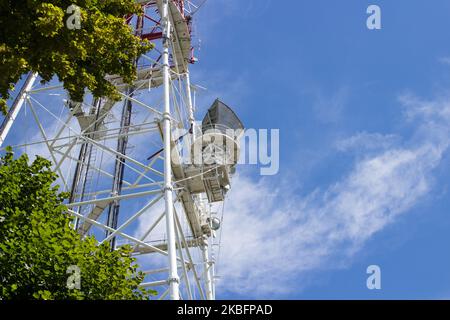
(161, 0), (180, 300)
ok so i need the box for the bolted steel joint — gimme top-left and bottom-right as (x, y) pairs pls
(162, 112), (172, 122)
(167, 277), (180, 284)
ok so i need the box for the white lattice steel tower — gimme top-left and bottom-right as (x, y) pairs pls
(0, 0), (243, 300)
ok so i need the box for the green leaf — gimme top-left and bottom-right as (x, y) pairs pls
(0, 152), (153, 300)
(0, 0), (152, 115)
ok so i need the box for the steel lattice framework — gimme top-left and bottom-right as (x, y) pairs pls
(0, 0), (235, 300)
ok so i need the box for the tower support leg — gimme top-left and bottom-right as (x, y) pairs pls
(0, 73), (37, 147)
(162, 0), (180, 300)
(201, 236), (214, 300)
(184, 72), (195, 135)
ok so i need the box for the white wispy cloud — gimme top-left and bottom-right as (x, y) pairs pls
(439, 57), (450, 66)
(214, 92), (450, 297)
(336, 131), (400, 153)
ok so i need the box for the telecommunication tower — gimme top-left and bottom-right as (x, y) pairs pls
(0, 0), (243, 300)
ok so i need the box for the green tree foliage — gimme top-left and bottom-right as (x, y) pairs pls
(0, 148), (155, 299)
(0, 0), (152, 113)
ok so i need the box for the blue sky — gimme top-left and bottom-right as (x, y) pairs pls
(188, 0), (450, 299)
(4, 0), (450, 300)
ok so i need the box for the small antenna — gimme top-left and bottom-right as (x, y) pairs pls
(191, 0), (208, 16)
